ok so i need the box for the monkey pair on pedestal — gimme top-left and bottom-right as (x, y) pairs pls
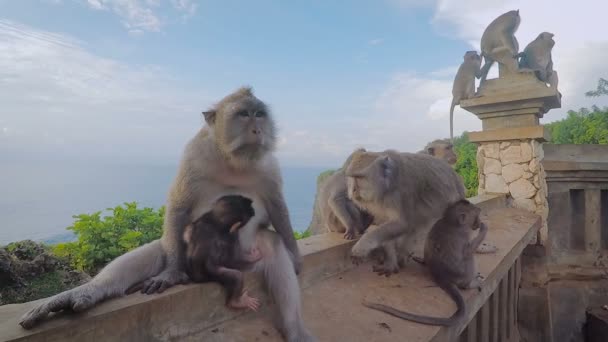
(450, 9), (558, 139)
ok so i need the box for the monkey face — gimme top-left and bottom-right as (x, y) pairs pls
(203, 87), (277, 160)
(429, 144), (458, 166)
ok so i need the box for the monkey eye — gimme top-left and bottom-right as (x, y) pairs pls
(237, 110), (249, 117)
(255, 111), (266, 118)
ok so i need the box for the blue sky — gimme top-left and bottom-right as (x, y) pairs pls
(1, 0), (607, 167)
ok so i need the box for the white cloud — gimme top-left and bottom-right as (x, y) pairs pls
(375, 0), (608, 145)
(368, 38), (385, 46)
(81, 0), (199, 34)
(0, 19), (210, 162)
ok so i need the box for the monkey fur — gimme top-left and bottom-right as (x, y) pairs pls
(316, 148), (374, 240)
(19, 87), (316, 342)
(517, 32), (556, 84)
(450, 51), (481, 140)
(183, 195), (262, 311)
(417, 139), (458, 166)
(345, 149), (466, 275)
(479, 10), (521, 85)
(363, 199), (487, 326)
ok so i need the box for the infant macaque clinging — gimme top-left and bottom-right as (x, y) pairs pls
(183, 194), (263, 311)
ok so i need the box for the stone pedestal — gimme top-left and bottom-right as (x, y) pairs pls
(461, 72), (560, 243)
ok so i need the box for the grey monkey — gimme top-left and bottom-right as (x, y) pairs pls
(363, 199), (487, 326)
(478, 10), (521, 85)
(19, 87), (316, 342)
(450, 51), (482, 140)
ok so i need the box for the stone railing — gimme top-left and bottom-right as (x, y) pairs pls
(540, 143), (608, 341)
(0, 194), (542, 342)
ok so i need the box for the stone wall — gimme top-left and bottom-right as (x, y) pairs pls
(476, 139), (549, 239)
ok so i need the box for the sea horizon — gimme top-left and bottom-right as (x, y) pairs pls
(0, 159), (327, 245)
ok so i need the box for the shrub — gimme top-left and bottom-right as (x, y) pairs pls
(53, 202), (165, 274)
(453, 133), (479, 198)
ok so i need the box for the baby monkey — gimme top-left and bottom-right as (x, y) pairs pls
(183, 194), (263, 311)
(363, 199), (487, 326)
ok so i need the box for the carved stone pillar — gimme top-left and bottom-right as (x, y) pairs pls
(461, 71), (560, 243)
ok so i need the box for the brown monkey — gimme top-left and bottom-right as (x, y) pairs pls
(19, 87), (316, 342)
(345, 150), (465, 275)
(183, 195), (262, 311)
(362, 199), (487, 326)
(316, 148), (374, 240)
(479, 10), (521, 85)
(517, 32), (555, 83)
(418, 139), (458, 166)
(450, 51), (481, 140)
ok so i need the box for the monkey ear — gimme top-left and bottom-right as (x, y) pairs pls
(202, 110), (217, 126)
(183, 224), (193, 243)
(457, 212), (467, 226)
(427, 147), (435, 155)
(379, 155), (396, 188)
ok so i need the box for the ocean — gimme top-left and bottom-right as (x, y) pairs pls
(0, 160), (325, 245)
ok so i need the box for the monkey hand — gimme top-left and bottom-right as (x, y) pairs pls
(350, 237), (377, 262)
(140, 269), (189, 295)
(229, 291), (261, 312)
(344, 227), (357, 240)
(19, 286), (98, 329)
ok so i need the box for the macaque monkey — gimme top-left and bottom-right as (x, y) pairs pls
(19, 87), (316, 342)
(450, 51), (481, 140)
(479, 10), (521, 85)
(363, 199), (487, 326)
(418, 139), (458, 166)
(345, 150), (466, 275)
(317, 148), (374, 240)
(183, 195), (262, 311)
(517, 32), (556, 84)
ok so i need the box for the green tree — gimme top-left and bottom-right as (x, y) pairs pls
(546, 107), (608, 144)
(53, 202), (165, 274)
(452, 133), (479, 197)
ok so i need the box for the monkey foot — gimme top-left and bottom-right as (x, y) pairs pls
(476, 242), (498, 254)
(141, 269), (189, 294)
(372, 264), (399, 277)
(229, 291), (260, 312)
(411, 255), (425, 265)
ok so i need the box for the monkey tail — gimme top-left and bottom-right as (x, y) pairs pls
(361, 279), (465, 326)
(449, 98), (458, 141)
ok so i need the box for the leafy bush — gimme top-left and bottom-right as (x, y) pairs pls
(546, 107), (608, 144)
(453, 133), (479, 197)
(294, 229), (312, 240)
(53, 202), (165, 274)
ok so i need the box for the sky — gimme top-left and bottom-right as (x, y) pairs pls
(1, 0), (607, 168)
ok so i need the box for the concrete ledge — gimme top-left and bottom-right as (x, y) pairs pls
(468, 126), (550, 143)
(0, 194), (510, 342)
(0, 235), (356, 342)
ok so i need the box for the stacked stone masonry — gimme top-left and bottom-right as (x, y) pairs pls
(477, 139), (549, 236)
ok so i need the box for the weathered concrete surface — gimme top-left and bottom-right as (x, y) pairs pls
(184, 208), (540, 342)
(460, 71), (560, 131)
(0, 201), (539, 342)
(469, 126), (550, 144)
(0, 234), (356, 342)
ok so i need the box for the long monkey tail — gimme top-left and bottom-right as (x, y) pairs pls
(450, 97), (458, 141)
(362, 277), (465, 326)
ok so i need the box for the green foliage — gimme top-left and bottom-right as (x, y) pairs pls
(53, 202), (165, 274)
(294, 229), (312, 240)
(585, 78), (608, 97)
(546, 107), (608, 144)
(453, 133), (479, 198)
